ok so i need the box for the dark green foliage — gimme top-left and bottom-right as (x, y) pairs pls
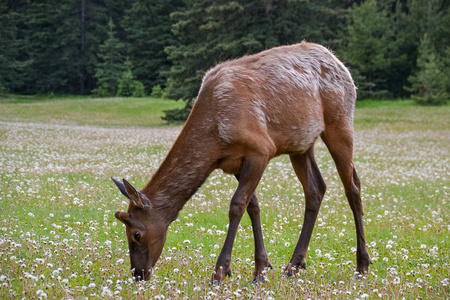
(21, 0), (110, 94)
(93, 18), (124, 97)
(117, 59), (146, 97)
(0, 0), (28, 96)
(0, 0), (449, 114)
(161, 104), (192, 123)
(151, 85), (164, 98)
(133, 81), (146, 97)
(0, 0), (14, 96)
(407, 34), (449, 106)
(164, 0), (348, 120)
(122, 0), (184, 91)
(339, 1), (396, 99)
(402, 0), (450, 104)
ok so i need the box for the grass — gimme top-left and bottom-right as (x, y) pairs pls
(0, 96), (184, 127)
(0, 97), (449, 299)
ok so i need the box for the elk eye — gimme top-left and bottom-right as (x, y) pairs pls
(134, 231), (141, 242)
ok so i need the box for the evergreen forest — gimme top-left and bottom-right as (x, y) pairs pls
(1, 0), (449, 121)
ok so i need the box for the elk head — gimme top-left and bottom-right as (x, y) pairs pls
(112, 177), (167, 281)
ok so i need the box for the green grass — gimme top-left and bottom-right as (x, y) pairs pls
(0, 96), (184, 127)
(354, 100), (450, 131)
(0, 97), (449, 299)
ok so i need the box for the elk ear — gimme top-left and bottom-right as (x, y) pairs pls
(112, 177), (130, 199)
(122, 179), (151, 208)
(115, 211), (130, 225)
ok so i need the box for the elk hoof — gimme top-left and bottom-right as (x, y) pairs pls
(283, 263), (295, 278)
(252, 275), (268, 284)
(210, 267), (231, 285)
(251, 264), (272, 284)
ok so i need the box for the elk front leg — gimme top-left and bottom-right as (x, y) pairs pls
(247, 193), (272, 282)
(285, 148), (326, 276)
(211, 156), (268, 284)
(235, 174), (272, 283)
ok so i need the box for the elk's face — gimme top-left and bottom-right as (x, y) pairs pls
(112, 177), (167, 281)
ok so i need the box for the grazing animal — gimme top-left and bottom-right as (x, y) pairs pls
(112, 41), (371, 283)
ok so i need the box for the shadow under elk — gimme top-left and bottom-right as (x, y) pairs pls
(112, 41), (371, 283)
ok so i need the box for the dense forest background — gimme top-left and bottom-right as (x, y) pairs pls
(1, 0), (449, 120)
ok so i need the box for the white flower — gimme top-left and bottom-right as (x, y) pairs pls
(101, 287), (112, 297)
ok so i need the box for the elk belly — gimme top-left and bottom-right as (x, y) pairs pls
(218, 157), (244, 174)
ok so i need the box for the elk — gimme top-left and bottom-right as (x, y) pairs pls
(112, 41), (371, 283)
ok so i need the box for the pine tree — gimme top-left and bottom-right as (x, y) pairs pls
(340, 0), (395, 99)
(407, 34), (448, 105)
(117, 58), (146, 97)
(122, 0), (184, 92)
(93, 18), (124, 97)
(402, 0), (450, 100)
(23, 0), (114, 94)
(164, 0), (347, 121)
(0, 0), (19, 96)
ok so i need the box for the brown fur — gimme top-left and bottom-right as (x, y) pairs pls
(113, 41), (371, 282)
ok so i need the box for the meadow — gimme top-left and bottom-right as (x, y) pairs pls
(0, 97), (448, 299)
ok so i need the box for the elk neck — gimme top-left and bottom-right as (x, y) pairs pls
(140, 113), (219, 225)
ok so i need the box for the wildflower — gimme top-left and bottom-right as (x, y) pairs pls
(35, 258), (45, 265)
(101, 287), (113, 297)
(28, 212), (35, 217)
(36, 290), (48, 299)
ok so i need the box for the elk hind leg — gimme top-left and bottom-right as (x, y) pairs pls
(321, 125), (371, 274)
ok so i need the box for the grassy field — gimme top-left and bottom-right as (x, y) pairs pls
(0, 96), (184, 127)
(0, 97), (448, 299)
